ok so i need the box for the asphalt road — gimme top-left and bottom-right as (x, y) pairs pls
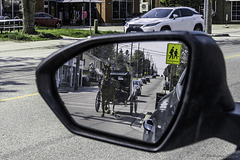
(215, 36), (240, 102)
(0, 35), (239, 159)
(59, 77), (164, 141)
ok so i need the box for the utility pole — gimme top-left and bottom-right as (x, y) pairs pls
(205, 0), (212, 34)
(74, 55), (81, 90)
(116, 43), (118, 62)
(137, 43), (140, 78)
(130, 42), (133, 63)
(130, 42), (133, 95)
(142, 48), (144, 76)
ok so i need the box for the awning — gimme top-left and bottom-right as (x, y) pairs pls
(57, 0), (103, 3)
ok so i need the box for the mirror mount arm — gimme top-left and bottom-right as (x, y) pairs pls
(224, 103), (240, 147)
(194, 103), (240, 146)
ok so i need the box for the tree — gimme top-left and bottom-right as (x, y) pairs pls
(22, 0), (36, 34)
(160, 0), (203, 10)
(91, 44), (116, 63)
(132, 50), (145, 76)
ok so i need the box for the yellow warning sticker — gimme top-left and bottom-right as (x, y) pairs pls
(166, 43), (182, 65)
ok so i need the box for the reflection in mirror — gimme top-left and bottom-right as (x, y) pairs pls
(55, 41), (189, 143)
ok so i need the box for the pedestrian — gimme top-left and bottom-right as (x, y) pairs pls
(169, 47), (174, 59)
(174, 49), (178, 59)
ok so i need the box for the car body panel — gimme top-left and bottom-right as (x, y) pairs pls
(143, 69), (186, 142)
(125, 7), (204, 32)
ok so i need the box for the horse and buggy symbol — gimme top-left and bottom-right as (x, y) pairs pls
(95, 64), (138, 117)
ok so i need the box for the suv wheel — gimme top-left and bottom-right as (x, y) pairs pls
(194, 24), (203, 31)
(160, 26), (171, 31)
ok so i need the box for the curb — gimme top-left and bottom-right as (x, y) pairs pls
(211, 34), (230, 37)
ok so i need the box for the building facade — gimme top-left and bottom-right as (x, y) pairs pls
(99, 0), (139, 24)
(212, 0), (240, 24)
(0, 0), (239, 24)
(33, 0), (140, 25)
(0, 0), (22, 18)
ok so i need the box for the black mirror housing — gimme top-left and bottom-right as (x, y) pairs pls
(36, 31), (239, 152)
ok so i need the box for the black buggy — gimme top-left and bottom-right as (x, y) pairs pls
(95, 71), (138, 115)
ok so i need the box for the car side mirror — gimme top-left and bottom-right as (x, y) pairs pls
(173, 14), (178, 19)
(36, 32), (240, 152)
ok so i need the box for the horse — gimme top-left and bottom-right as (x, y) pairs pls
(99, 64), (120, 117)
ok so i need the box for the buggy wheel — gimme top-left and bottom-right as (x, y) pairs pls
(130, 103), (133, 115)
(134, 96), (138, 113)
(130, 96), (133, 115)
(95, 91), (101, 112)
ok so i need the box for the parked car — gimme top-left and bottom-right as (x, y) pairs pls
(146, 77), (150, 82)
(141, 78), (147, 84)
(136, 79), (143, 86)
(163, 81), (170, 90)
(133, 80), (142, 96)
(143, 70), (186, 142)
(35, 12), (62, 29)
(152, 73), (157, 78)
(124, 7), (204, 33)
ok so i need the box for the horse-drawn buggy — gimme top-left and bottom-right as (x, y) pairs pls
(95, 65), (138, 117)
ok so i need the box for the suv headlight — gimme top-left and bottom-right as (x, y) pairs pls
(144, 22), (160, 27)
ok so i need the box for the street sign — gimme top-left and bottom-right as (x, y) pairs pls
(79, 60), (84, 69)
(166, 43), (182, 65)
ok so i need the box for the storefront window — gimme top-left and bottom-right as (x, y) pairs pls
(232, 1), (240, 21)
(113, 0), (133, 19)
(2, 0), (22, 18)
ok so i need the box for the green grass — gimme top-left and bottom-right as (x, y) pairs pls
(36, 27), (121, 38)
(0, 27), (122, 41)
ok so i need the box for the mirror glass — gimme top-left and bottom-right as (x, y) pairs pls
(55, 40), (189, 143)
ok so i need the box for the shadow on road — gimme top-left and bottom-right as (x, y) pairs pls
(71, 111), (145, 127)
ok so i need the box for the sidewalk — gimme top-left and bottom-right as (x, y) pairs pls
(63, 24), (240, 36)
(1, 24), (239, 53)
(0, 37), (83, 53)
(212, 24), (240, 37)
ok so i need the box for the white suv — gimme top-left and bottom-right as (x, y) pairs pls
(124, 7), (204, 33)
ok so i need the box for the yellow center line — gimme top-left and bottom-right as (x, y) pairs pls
(0, 93), (40, 102)
(225, 55), (240, 59)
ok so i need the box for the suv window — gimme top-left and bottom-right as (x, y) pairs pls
(170, 9), (181, 18)
(141, 9), (173, 18)
(180, 9), (194, 17)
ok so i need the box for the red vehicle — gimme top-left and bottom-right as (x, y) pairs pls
(35, 12), (62, 29)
